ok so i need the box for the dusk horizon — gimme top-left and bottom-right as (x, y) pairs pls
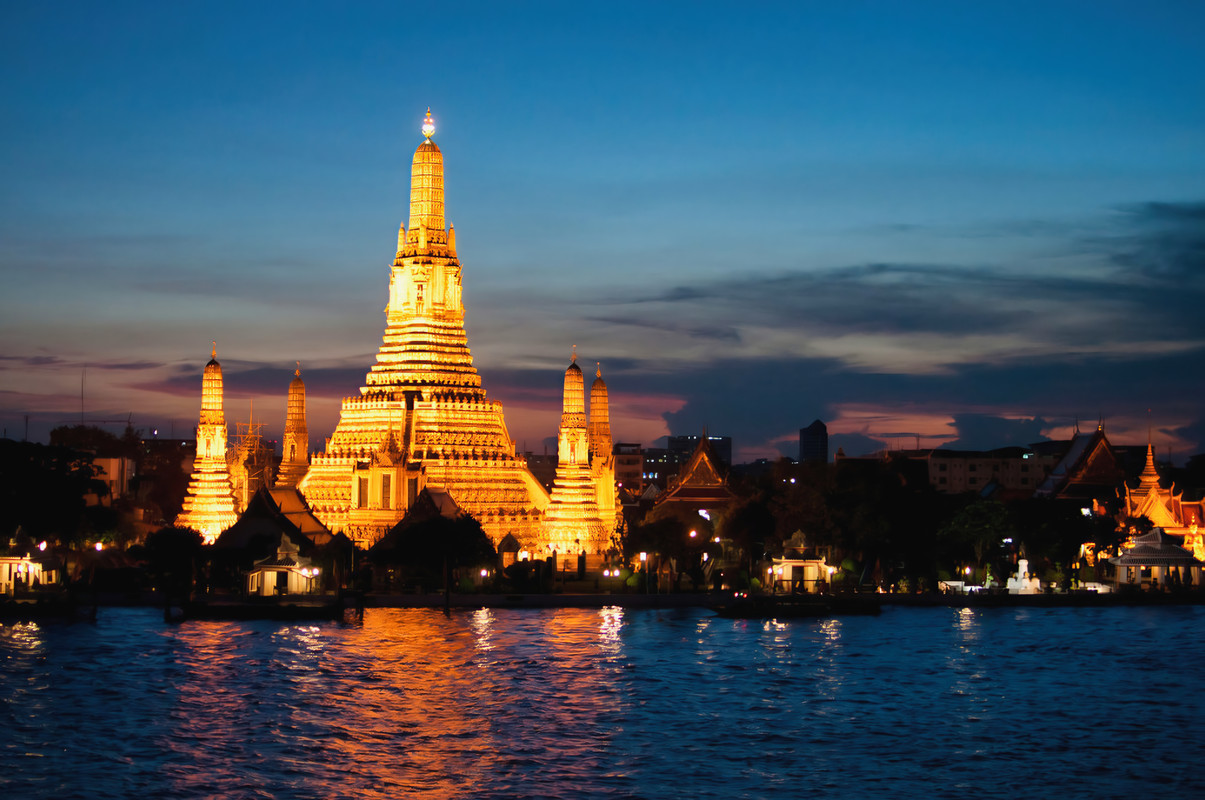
(3, 2), (1204, 463)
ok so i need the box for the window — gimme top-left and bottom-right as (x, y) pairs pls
(357, 476), (369, 508)
(381, 474), (392, 510)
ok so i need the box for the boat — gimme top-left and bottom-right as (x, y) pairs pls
(0, 592), (97, 623)
(713, 592), (881, 619)
(165, 591), (363, 623)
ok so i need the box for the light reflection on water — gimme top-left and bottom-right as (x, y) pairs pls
(2, 606), (1204, 798)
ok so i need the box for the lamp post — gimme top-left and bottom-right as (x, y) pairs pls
(639, 552), (648, 593)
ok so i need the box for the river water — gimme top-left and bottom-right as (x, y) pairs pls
(2, 605), (1202, 799)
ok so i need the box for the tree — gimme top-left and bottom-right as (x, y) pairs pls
(142, 525), (204, 597)
(937, 500), (1016, 570)
(0, 439), (104, 548)
(370, 514), (496, 587)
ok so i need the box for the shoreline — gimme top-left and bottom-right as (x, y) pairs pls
(69, 588), (1205, 613)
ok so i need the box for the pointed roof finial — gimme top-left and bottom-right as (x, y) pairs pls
(571, 344), (577, 364)
(596, 361), (602, 379)
(422, 107), (435, 139)
(295, 360), (301, 378)
(211, 341), (217, 359)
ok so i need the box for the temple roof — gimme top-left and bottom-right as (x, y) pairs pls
(1035, 427), (1124, 500)
(1109, 528), (1202, 566)
(654, 434), (735, 509)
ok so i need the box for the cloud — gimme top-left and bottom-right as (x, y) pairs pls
(0, 355), (69, 368)
(943, 414), (1053, 451)
(0, 355), (166, 371)
(1104, 201), (1205, 282)
(125, 360), (374, 401)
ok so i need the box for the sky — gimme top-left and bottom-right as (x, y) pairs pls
(2, 1), (1204, 463)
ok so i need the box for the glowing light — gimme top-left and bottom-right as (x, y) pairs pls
(421, 107), (435, 138)
(480, 569), (488, 578)
(38, 541), (47, 552)
(639, 552), (647, 562)
(689, 530), (697, 538)
(94, 542), (103, 552)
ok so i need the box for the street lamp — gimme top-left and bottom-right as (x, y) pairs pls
(639, 552), (648, 593)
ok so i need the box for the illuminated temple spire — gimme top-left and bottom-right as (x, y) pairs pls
(176, 342), (238, 543)
(1138, 442), (1161, 488)
(300, 110), (549, 547)
(276, 363), (309, 488)
(589, 363), (617, 533)
(542, 350), (608, 554)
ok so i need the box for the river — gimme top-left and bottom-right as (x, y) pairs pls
(2, 605), (1201, 798)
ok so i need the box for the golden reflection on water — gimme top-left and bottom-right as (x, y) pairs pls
(5, 606), (1204, 798)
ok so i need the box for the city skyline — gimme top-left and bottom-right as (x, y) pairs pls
(3, 2), (1204, 462)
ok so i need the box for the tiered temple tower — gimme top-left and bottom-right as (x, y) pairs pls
(299, 110), (549, 547)
(542, 351), (608, 554)
(275, 364), (309, 488)
(177, 343), (239, 544)
(588, 363), (617, 536)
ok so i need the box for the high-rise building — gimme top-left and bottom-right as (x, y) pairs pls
(299, 111), (549, 548)
(800, 420), (828, 464)
(176, 343), (239, 544)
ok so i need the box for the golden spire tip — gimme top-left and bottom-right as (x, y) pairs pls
(422, 108), (435, 139)
(211, 341), (217, 359)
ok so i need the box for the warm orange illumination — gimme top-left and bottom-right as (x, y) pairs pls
(543, 352), (612, 553)
(298, 114), (550, 549)
(176, 343), (239, 544)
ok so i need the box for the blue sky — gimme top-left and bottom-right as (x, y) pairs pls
(2, 1), (1204, 462)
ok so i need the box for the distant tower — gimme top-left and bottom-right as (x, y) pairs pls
(543, 350), (607, 553)
(276, 363), (309, 488)
(800, 419), (828, 464)
(589, 363), (617, 533)
(176, 343), (239, 543)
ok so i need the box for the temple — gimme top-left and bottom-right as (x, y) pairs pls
(275, 364), (309, 488)
(299, 111), (549, 548)
(588, 363), (618, 535)
(1121, 443), (1205, 558)
(176, 343), (239, 544)
(542, 351), (609, 554)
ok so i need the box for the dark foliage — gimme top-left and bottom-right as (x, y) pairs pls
(370, 515), (496, 580)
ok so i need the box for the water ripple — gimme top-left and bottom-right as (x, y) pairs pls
(2, 606), (1204, 797)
